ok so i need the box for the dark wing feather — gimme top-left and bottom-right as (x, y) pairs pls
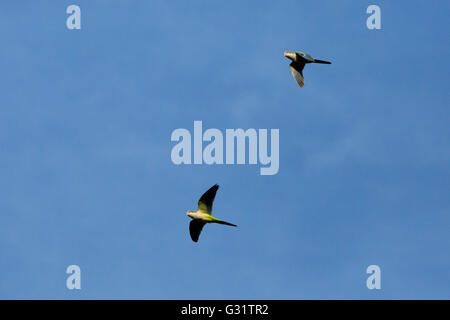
(289, 61), (305, 88)
(198, 184), (219, 213)
(189, 220), (206, 242)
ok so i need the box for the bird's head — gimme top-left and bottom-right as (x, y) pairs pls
(186, 211), (195, 218)
(284, 51), (297, 61)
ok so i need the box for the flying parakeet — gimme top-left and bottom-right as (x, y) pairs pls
(186, 184), (237, 242)
(284, 51), (331, 88)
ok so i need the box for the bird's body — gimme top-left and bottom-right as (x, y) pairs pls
(284, 51), (331, 88)
(186, 184), (237, 242)
(187, 210), (214, 221)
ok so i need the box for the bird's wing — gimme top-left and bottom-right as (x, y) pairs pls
(189, 220), (206, 242)
(198, 184), (219, 214)
(289, 62), (305, 88)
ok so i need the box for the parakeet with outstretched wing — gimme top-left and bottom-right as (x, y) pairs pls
(186, 184), (237, 242)
(284, 51), (331, 88)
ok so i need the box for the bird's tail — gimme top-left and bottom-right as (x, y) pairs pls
(314, 59), (332, 64)
(215, 220), (237, 227)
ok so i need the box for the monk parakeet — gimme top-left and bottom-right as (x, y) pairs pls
(186, 184), (237, 242)
(284, 51), (331, 88)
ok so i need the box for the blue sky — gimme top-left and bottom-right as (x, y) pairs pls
(0, 1), (449, 299)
